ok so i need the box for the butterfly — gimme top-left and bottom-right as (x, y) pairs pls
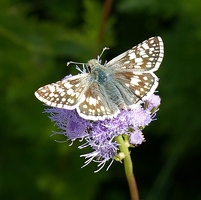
(35, 36), (164, 121)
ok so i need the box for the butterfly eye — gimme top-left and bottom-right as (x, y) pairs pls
(87, 65), (92, 73)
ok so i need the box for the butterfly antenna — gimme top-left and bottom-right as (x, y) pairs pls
(67, 61), (88, 73)
(98, 47), (109, 61)
(67, 61), (87, 66)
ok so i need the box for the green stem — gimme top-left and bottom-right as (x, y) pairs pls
(115, 135), (139, 200)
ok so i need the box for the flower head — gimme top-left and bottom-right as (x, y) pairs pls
(44, 94), (161, 171)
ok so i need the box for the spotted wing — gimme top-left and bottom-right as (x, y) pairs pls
(77, 81), (120, 120)
(34, 73), (90, 110)
(106, 36), (164, 72)
(111, 70), (159, 106)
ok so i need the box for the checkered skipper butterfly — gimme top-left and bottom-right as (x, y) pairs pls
(35, 36), (164, 121)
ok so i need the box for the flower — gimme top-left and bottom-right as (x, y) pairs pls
(45, 108), (90, 141)
(130, 130), (145, 145)
(44, 94), (161, 171)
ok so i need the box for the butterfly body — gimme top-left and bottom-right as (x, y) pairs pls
(89, 60), (111, 84)
(88, 60), (125, 108)
(35, 37), (164, 121)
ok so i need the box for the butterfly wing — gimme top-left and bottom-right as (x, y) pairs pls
(35, 73), (120, 120)
(105, 37), (163, 106)
(35, 73), (90, 110)
(111, 71), (158, 105)
(106, 37), (164, 72)
(77, 81), (120, 120)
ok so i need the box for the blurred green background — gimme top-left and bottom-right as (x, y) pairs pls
(1, 0), (201, 199)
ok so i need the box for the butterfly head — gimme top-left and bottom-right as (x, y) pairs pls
(87, 47), (109, 71)
(87, 59), (102, 72)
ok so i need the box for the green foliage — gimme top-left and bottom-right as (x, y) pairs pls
(1, 0), (201, 199)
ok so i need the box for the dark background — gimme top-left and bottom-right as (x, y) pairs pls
(1, 0), (201, 199)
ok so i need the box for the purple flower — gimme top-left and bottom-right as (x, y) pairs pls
(44, 94), (161, 171)
(146, 94), (161, 111)
(130, 130), (145, 145)
(45, 108), (90, 141)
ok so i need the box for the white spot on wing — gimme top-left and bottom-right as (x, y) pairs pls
(131, 77), (140, 85)
(129, 52), (136, 59)
(67, 88), (74, 95)
(48, 85), (55, 93)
